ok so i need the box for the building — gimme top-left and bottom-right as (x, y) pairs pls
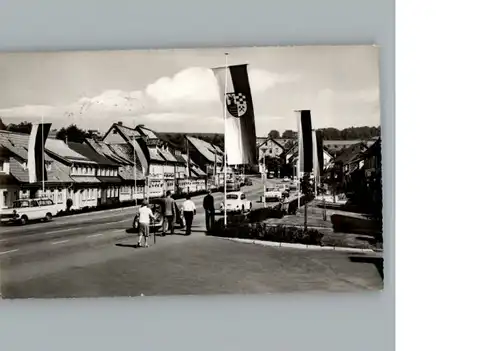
(185, 135), (224, 186)
(257, 137), (287, 161)
(0, 130), (74, 212)
(45, 138), (101, 210)
(0, 146), (20, 209)
(67, 142), (122, 206)
(84, 138), (146, 203)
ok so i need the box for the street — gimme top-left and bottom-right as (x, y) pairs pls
(0, 177), (382, 298)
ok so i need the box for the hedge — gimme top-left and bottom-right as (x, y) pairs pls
(208, 222), (324, 246)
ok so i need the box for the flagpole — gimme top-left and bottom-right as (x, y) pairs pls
(263, 152), (266, 208)
(296, 111), (301, 208)
(313, 129), (318, 197)
(223, 52), (229, 226)
(133, 119), (137, 206)
(41, 116), (45, 195)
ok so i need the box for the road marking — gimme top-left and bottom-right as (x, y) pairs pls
(87, 233), (103, 238)
(45, 228), (81, 235)
(0, 249), (19, 255)
(112, 229), (124, 233)
(51, 240), (69, 245)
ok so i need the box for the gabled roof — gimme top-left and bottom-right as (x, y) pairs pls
(8, 156), (73, 184)
(102, 123), (142, 144)
(136, 125), (159, 140)
(0, 130), (54, 162)
(157, 148), (178, 163)
(186, 136), (223, 164)
(45, 138), (96, 165)
(257, 137), (287, 150)
(148, 147), (166, 163)
(85, 138), (132, 165)
(108, 143), (136, 164)
(67, 142), (119, 166)
(181, 154), (207, 177)
(119, 164), (146, 181)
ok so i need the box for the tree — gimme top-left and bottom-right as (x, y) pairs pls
(282, 130), (297, 139)
(5, 121), (32, 134)
(268, 130), (280, 139)
(56, 124), (91, 143)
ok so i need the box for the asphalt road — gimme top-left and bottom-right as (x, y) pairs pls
(0, 176), (383, 298)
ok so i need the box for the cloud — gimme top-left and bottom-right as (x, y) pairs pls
(0, 66), (296, 130)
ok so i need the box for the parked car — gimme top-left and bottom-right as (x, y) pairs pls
(220, 191), (252, 213)
(277, 184), (290, 198)
(282, 176), (290, 182)
(226, 179), (241, 192)
(244, 177), (253, 186)
(0, 198), (58, 225)
(263, 186), (282, 202)
(132, 198), (184, 231)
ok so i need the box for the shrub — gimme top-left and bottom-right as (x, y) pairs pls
(209, 221), (324, 246)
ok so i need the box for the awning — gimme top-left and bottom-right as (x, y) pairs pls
(71, 176), (101, 184)
(97, 176), (122, 184)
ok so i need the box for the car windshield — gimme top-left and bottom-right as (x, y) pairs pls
(13, 200), (30, 208)
(226, 194), (239, 200)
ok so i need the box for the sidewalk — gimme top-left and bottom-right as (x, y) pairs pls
(261, 197), (383, 251)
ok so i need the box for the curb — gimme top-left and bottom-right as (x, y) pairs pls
(217, 237), (379, 254)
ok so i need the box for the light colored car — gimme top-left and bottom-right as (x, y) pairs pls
(0, 198), (58, 225)
(282, 176), (290, 182)
(220, 191), (252, 213)
(264, 186), (282, 201)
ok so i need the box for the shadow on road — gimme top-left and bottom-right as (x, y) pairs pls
(115, 243), (138, 249)
(349, 255), (384, 280)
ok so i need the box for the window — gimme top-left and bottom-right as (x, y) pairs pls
(240, 194), (246, 200)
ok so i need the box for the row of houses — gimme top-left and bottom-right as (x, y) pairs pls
(0, 122), (230, 210)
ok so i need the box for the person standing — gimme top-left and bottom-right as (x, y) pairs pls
(203, 190), (215, 232)
(162, 190), (176, 236)
(137, 200), (154, 248)
(181, 194), (196, 235)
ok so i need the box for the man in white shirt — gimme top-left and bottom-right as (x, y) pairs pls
(181, 194), (196, 235)
(137, 200), (155, 248)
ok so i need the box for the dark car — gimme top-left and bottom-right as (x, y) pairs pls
(244, 178), (253, 186)
(132, 198), (184, 231)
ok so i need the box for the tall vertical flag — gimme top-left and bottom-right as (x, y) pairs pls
(131, 137), (151, 177)
(312, 130), (324, 177)
(296, 110), (314, 173)
(212, 64), (257, 165)
(27, 122), (52, 183)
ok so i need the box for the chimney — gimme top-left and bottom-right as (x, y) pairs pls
(117, 121), (123, 126)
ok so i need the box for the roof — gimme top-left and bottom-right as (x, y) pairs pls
(186, 136), (223, 164)
(67, 142), (119, 166)
(148, 147), (166, 163)
(157, 148), (178, 163)
(257, 137), (287, 150)
(0, 130), (55, 162)
(8, 157), (73, 184)
(108, 143), (136, 164)
(334, 143), (368, 164)
(119, 164), (145, 181)
(136, 126), (159, 140)
(114, 124), (141, 140)
(45, 138), (96, 164)
(85, 139), (132, 165)
(181, 154), (207, 177)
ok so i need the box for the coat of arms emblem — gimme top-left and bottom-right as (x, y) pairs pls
(225, 92), (247, 118)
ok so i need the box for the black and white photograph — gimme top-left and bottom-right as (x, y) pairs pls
(0, 45), (383, 299)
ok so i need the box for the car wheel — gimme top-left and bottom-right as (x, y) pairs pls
(19, 215), (28, 225)
(241, 206), (245, 214)
(45, 213), (53, 222)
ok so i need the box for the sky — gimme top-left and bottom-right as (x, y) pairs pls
(0, 45), (380, 136)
